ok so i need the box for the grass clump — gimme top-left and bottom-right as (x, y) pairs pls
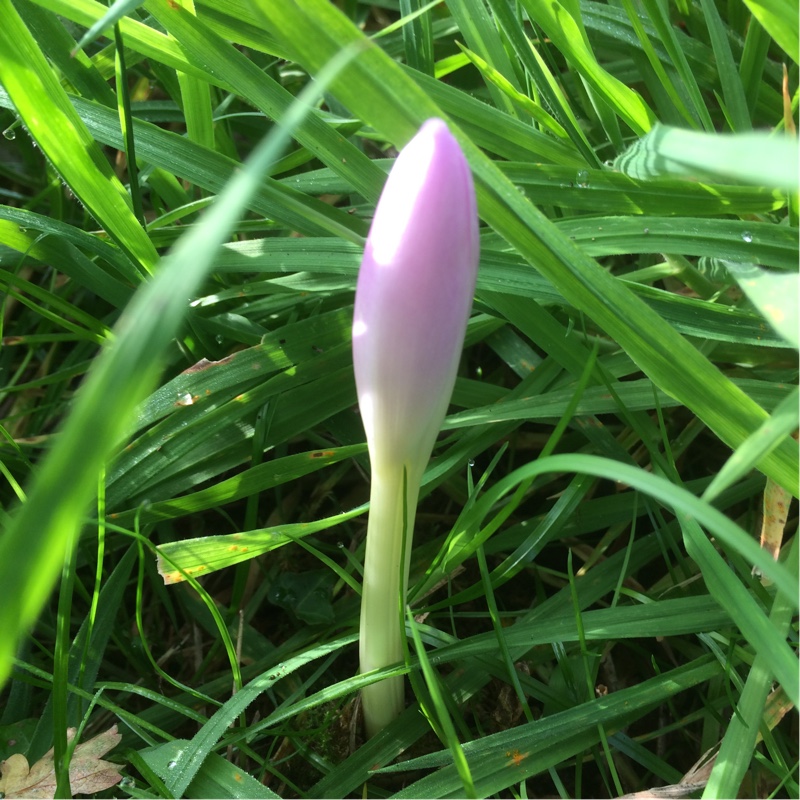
(0, 0), (797, 797)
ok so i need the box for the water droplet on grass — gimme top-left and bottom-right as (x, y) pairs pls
(576, 169), (589, 187)
(741, 231), (753, 243)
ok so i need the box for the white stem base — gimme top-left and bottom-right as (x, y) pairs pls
(359, 462), (420, 739)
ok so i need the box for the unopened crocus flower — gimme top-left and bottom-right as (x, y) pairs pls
(353, 118), (479, 738)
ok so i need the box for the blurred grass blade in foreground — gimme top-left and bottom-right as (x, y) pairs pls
(0, 43), (362, 689)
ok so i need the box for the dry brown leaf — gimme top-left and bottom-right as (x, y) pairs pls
(0, 725), (122, 799)
(619, 746), (716, 799)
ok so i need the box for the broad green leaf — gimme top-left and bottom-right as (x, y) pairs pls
(268, 570), (337, 625)
(140, 740), (281, 799)
(615, 123), (800, 191)
(155, 505), (366, 583)
(724, 262), (799, 347)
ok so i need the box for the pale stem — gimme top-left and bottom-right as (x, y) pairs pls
(359, 460), (421, 738)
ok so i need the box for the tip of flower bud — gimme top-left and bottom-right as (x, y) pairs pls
(367, 120), (455, 266)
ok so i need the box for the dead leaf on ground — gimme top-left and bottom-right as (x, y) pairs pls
(0, 725), (122, 799)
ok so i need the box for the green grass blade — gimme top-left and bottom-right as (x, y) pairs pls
(73, 0), (146, 53)
(154, 504), (366, 584)
(516, 0), (656, 134)
(0, 0), (158, 274)
(398, 0), (435, 75)
(407, 609), (477, 798)
(162, 634), (357, 796)
(635, 0), (715, 130)
(739, 17), (773, 115)
(141, 741), (282, 799)
(617, 0), (700, 129)
(484, 0), (600, 164)
(704, 388), (800, 502)
(446, 0), (522, 119)
(697, 0), (752, 130)
(704, 540), (799, 797)
(393, 657), (722, 797)
(741, 0), (798, 64)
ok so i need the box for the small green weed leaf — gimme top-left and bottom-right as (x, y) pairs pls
(0, 721), (38, 761)
(269, 570), (337, 625)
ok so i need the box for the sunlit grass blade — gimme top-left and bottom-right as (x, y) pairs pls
(0, 0), (156, 273)
(740, 0), (799, 64)
(515, 0), (656, 134)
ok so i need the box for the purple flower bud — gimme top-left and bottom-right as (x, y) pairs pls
(353, 118), (480, 477)
(353, 118), (479, 737)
